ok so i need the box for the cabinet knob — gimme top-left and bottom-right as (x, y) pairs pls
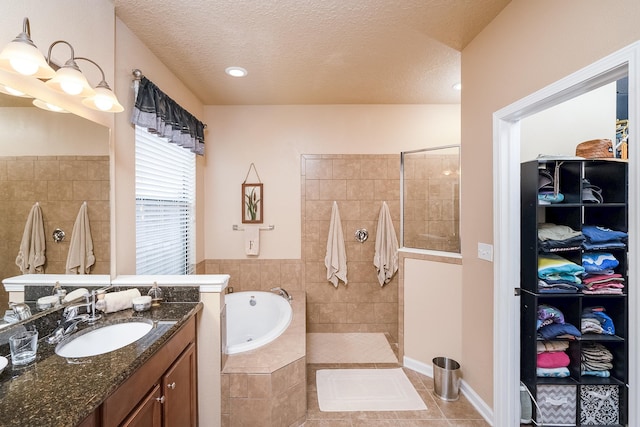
(167, 382), (176, 389)
(156, 396), (165, 404)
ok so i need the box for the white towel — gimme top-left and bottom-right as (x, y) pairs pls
(325, 201), (348, 287)
(66, 202), (96, 274)
(100, 289), (141, 313)
(15, 202), (46, 274)
(373, 201), (399, 286)
(244, 225), (260, 256)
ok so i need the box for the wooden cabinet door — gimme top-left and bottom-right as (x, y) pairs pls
(163, 343), (197, 427)
(121, 384), (162, 427)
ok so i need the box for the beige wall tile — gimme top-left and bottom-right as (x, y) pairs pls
(305, 159), (333, 179)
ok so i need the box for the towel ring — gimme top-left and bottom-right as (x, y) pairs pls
(355, 229), (368, 243)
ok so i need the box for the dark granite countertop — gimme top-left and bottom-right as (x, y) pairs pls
(0, 301), (203, 427)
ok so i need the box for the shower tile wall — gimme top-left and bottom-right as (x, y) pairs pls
(203, 154), (400, 342)
(302, 154), (400, 341)
(0, 155), (110, 307)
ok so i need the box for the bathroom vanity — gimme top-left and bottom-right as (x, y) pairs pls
(0, 301), (202, 427)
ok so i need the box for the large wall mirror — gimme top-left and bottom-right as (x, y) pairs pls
(0, 92), (111, 311)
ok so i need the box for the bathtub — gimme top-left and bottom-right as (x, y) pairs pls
(225, 291), (293, 354)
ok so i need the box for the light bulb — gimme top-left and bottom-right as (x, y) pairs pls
(60, 80), (83, 95)
(93, 94), (113, 111)
(9, 57), (38, 75)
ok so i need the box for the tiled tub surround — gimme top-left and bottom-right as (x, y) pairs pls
(222, 291), (306, 427)
(0, 301), (202, 427)
(0, 155), (110, 309)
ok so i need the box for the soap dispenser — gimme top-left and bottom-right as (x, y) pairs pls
(52, 281), (67, 302)
(147, 282), (164, 307)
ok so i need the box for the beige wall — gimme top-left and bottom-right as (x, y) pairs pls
(113, 18), (206, 274)
(462, 0), (640, 408)
(403, 256), (462, 365)
(203, 105), (460, 260)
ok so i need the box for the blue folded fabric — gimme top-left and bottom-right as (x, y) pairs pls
(582, 225), (628, 243)
(537, 367), (570, 378)
(582, 370), (610, 377)
(538, 322), (581, 340)
(583, 309), (615, 335)
(538, 254), (585, 283)
(582, 252), (619, 273)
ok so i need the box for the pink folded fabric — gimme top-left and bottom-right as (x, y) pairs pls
(537, 351), (570, 368)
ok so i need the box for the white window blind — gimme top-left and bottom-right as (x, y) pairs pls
(135, 126), (195, 274)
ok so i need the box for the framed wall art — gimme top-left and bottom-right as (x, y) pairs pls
(242, 182), (263, 224)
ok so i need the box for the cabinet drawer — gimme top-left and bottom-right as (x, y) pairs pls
(580, 385), (619, 425)
(536, 384), (576, 426)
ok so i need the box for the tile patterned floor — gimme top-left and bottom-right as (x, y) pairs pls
(304, 337), (490, 427)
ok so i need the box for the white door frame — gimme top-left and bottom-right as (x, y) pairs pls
(493, 42), (640, 426)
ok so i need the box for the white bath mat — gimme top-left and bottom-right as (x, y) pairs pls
(307, 332), (398, 364)
(316, 368), (427, 412)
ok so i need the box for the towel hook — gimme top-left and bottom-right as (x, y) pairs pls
(355, 229), (368, 243)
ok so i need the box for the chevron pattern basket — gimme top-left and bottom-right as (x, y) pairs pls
(536, 385), (577, 426)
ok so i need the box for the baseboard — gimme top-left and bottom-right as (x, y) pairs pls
(403, 356), (494, 426)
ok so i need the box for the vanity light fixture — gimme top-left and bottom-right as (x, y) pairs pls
(45, 41), (95, 97)
(76, 57), (124, 112)
(0, 17), (123, 113)
(0, 18), (55, 79)
(225, 66), (248, 77)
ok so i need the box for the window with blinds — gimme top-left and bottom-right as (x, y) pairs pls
(135, 126), (195, 274)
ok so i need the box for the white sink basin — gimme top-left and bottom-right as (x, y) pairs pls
(55, 320), (153, 358)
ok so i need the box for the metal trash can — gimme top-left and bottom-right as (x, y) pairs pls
(432, 357), (461, 401)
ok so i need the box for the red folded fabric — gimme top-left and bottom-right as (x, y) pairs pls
(537, 351), (570, 368)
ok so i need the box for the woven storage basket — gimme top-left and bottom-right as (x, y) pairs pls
(575, 139), (613, 159)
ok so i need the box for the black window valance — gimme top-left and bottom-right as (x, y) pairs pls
(131, 76), (205, 156)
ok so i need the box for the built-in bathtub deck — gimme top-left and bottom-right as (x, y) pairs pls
(221, 291), (306, 427)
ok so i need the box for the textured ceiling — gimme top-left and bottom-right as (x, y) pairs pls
(114, 0), (510, 105)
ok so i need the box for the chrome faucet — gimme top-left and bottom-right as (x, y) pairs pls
(270, 287), (292, 303)
(9, 302), (31, 321)
(47, 285), (112, 344)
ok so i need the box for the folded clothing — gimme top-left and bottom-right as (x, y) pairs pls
(537, 304), (565, 324)
(581, 342), (614, 372)
(537, 351), (570, 368)
(538, 322), (581, 340)
(582, 370), (610, 378)
(538, 223), (583, 241)
(537, 367), (570, 378)
(582, 252), (619, 273)
(582, 225), (628, 244)
(538, 254), (584, 283)
(537, 340), (570, 354)
(582, 307), (615, 335)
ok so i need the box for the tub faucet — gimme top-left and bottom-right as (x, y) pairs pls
(270, 287), (292, 303)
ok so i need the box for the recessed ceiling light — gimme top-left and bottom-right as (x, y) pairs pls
(452, 82), (462, 91)
(225, 66), (247, 77)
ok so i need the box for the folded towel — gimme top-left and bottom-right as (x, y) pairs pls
(373, 201), (399, 286)
(99, 289), (141, 313)
(244, 225), (260, 256)
(66, 202), (96, 274)
(15, 202), (46, 274)
(325, 201), (347, 287)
